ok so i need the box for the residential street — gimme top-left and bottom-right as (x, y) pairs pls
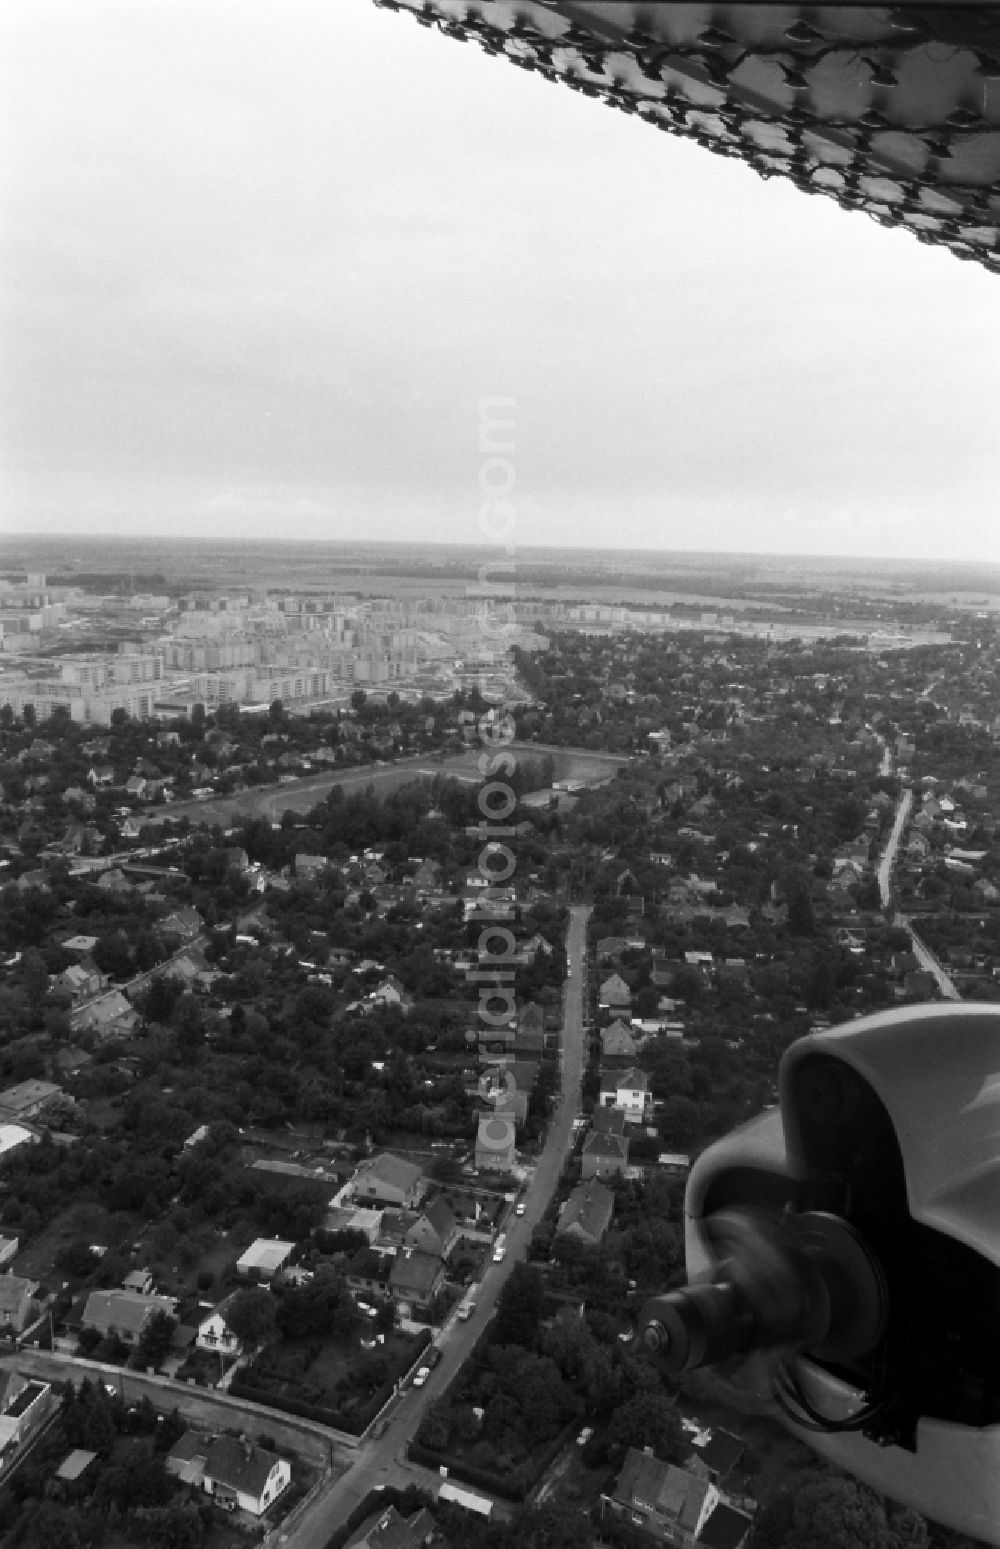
(279, 904), (593, 1547)
(879, 787), (960, 1000)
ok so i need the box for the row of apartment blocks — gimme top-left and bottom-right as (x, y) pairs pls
(0, 576), (543, 722)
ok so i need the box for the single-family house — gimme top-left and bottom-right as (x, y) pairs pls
(0, 1080), (63, 1124)
(599, 1067), (649, 1125)
(54, 959), (108, 1005)
(602, 1019), (639, 1060)
(557, 1178), (615, 1247)
(155, 907), (203, 945)
(167, 1430), (291, 1516)
(405, 1197), (460, 1259)
(372, 976), (413, 1013)
(81, 1289), (175, 1344)
(582, 1128), (630, 1181)
(196, 1293), (244, 1358)
(602, 1448), (720, 1547)
(388, 1249), (445, 1314)
(70, 989), (139, 1043)
(353, 1153), (424, 1210)
(346, 1502), (437, 1549)
(599, 973), (632, 1010)
(0, 1274), (40, 1334)
(345, 1248), (392, 1299)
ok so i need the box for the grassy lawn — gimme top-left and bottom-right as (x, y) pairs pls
(12, 1200), (133, 1285)
(251, 1327), (420, 1411)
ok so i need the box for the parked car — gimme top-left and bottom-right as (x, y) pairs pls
(412, 1365), (431, 1388)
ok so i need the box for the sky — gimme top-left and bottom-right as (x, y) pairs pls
(2, 0), (999, 563)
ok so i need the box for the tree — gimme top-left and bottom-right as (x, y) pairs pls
(225, 1287), (278, 1348)
(607, 1391), (685, 1464)
(494, 1262), (544, 1347)
(136, 1309), (175, 1369)
(269, 699), (284, 725)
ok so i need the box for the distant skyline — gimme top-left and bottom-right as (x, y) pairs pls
(2, 1), (999, 561)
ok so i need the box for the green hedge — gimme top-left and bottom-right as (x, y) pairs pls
(322, 1485), (433, 1549)
(407, 1439), (528, 1501)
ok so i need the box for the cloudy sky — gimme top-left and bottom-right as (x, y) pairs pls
(2, 0), (998, 561)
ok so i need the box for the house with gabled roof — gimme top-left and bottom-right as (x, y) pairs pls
(416, 1196), (460, 1258)
(602, 1448), (719, 1547)
(195, 1292), (243, 1358)
(582, 1128), (629, 1182)
(388, 1248), (445, 1314)
(353, 1153), (424, 1210)
(0, 1080), (63, 1123)
(81, 1289), (175, 1344)
(345, 1247), (392, 1299)
(55, 959), (108, 1004)
(372, 976), (413, 1013)
(0, 1275), (40, 1334)
(602, 1019), (638, 1060)
(557, 1178), (614, 1247)
(346, 1501), (436, 1549)
(599, 972), (632, 1009)
(592, 1105), (627, 1137)
(70, 989), (139, 1043)
(167, 1430), (291, 1516)
(155, 907), (203, 945)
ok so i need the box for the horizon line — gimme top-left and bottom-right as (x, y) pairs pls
(2, 531), (998, 575)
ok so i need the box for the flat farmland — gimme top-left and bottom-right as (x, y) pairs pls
(150, 743), (626, 829)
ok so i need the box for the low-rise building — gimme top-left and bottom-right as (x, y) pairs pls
(0, 1372), (54, 1459)
(0, 1080), (62, 1124)
(235, 1239), (295, 1281)
(346, 1503), (436, 1549)
(598, 1068), (649, 1125)
(70, 989), (139, 1042)
(353, 1153), (425, 1210)
(81, 1289), (175, 1344)
(388, 1248), (445, 1315)
(0, 1274), (40, 1333)
(474, 1113), (516, 1173)
(557, 1178), (615, 1247)
(603, 1449), (716, 1546)
(167, 1430), (291, 1516)
(196, 1293), (243, 1358)
(582, 1128), (630, 1181)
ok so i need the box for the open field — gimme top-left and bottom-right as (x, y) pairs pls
(149, 742), (627, 829)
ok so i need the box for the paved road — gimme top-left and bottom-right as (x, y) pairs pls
(877, 787), (913, 910)
(281, 904), (592, 1548)
(877, 788), (960, 1000)
(3, 1349), (344, 1470)
(898, 914), (962, 1000)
